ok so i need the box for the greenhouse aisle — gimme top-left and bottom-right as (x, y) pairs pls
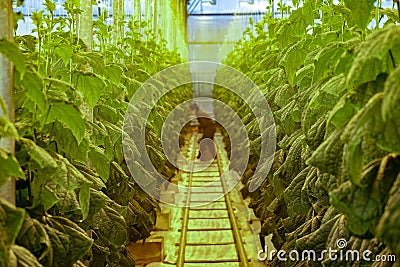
(2, 0), (400, 266)
(131, 131), (270, 266)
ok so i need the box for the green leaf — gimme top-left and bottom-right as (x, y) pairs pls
(95, 104), (123, 125)
(16, 216), (50, 261)
(327, 94), (356, 129)
(376, 173), (400, 256)
(54, 44), (73, 65)
(307, 129), (344, 176)
(83, 189), (128, 247)
(45, 179), (81, 213)
(347, 24), (400, 88)
(382, 65), (400, 122)
(0, 38), (26, 78)
(52, 153), (91, 191)
(88, 147), (110, 182)
(342, 94), (378, 183)
(41, 186), (60, 211)
(320, 74), (346, 97)
(0, 114), (19, 140)
(11, 244), (43, 267)
(344, 0), (375, 29)
(52, 154), (91, 219)
(302, 78), (339, 134)
(279, 40), (309, 85)
(20, 138), (57, 169)
(16, 70), (46, 112)
(0, 199), (26, 244)
(52, 122), (89, 162)
(73, 72), (105, 109)
(72, 52), (105, 74)
(311, 31), (340, 48)
(79, 183), (91, 221)
(104, 64), (124, 85)
(293, 64), (314, 86)
(0, 149), (24, 187)
(0, 198), (26, 267)
(312, 45), (346, 83)
(45, 217), (93, 266)
(44, 0), (56, 12)
(47, 102), (85, 144)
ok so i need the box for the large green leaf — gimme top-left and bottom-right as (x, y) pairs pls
(341, 93), (400, 184)
(312, 45), (346, 83)
(0, 198), (26, 267)
(382, 65), (400, 122)
(275, 1), (318, 48)
(347, 24), (400, 88)
(320, 74), (346, 97)
(16, 70), (46, 112)
(104, 64), (124, 85)
(376, 173), (400, 256)
(330, 155), (399, 238)
(0, 38), (26, 78)
(83, 189), (128, 247)
(20, 138), (57, 169)
(342, 95), (381, 185)
(45, 180), (81, 213)
(279, 40), (309, 85)
(0, 115), (19, 139)
(302, 78), (338, 134)
(10, 244), (43, 267)
(16, 216), (50, 262)
(0, 149), (24, 187)
(79, 183), (91, 221)
(73, 72), (105, 109)
(48, 157), (92, 219)
(307, 129), (344, 176)
(95, 104), (123, 125)
(327, 93), (356, 129)
(72, 52), (105, 74)
(344, 0), (375, 29)
(88, 146), (110, 182)
(52, 122), (89, 162)
(51, 153), (91, 191)
(44, 216), (93, 266)
(47, 102), (85, 144)
(54, 44), (73, 65)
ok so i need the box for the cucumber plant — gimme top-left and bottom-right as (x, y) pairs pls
(0, 0), (191, 266)
(215, 0), (400, 265)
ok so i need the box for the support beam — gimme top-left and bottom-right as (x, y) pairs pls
(113, 0), (125, 43)
(145, 0), (153, 39)
(0, 0), (16, 204)
(133, 0), (141, 21)
(78, 0), (93, 50)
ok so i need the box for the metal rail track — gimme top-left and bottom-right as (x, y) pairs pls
(176, 132), (251, 267)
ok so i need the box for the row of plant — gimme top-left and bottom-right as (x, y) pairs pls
(215, 0), (400, 266)
(0, 0), (191, 266)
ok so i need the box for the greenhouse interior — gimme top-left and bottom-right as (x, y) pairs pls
(1, 0), (400, 266)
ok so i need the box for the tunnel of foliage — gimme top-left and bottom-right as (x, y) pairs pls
(0, 0), (191, 266)
(215, 0), (400, 266)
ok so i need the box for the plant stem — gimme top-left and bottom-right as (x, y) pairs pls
(375, 0), (381, 29)
(389, 49), (397, 69)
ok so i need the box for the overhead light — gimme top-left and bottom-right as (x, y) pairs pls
(202, 0), (216, 6)
(239, 0), (254, 6)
